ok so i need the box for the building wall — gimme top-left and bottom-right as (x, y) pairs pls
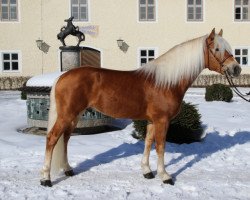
(0, 0), (250, 78)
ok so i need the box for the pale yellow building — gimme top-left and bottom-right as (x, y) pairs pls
(0, 0), (250, 87)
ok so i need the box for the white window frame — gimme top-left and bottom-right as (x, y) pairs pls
(137, 47), (158, 67)
(234, 0), (250, 21)
(70, 0), (89, 22)
(0, 50), (21, 73)
(186, 0), (204, 22)
(138, 0), (158, 23)
(234, 47), (250, 66)
(0, 0), (19, 22)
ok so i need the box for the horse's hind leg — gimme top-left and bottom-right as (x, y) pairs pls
(41, 119), (69, 187)
(141, 123), (155, 179)
(154, 119), (174, 185)
(63, 132), (74, 176)
(63, 116), (80, 176)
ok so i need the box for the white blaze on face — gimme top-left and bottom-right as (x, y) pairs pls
(215, 36), (241, 77)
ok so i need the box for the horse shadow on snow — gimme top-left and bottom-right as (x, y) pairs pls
(71, 130), (250, 180)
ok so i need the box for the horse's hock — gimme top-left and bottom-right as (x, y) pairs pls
(23, 17), (116, 132)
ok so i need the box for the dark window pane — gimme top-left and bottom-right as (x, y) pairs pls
(148, 6), (155, 20)
(235, 13), (241, 19)
(235, 8), (241, 19)
(243, 7), (248, 20)
(243, 0), (249, 5)
(188, 13), (194, 20)
(3, 62), (10, 70)
(242, 57), (248, 65)
(139, 7), (146, 20)
(80, 0), (87, 4)
(140, 0), (146, 5)
(72, 0), (78, 4)
(236, 57), (241, 64)
(235, 0), (241, 5)
(141, 58), (147, 65)
(188, 7), (194, 14)
(148, 50), (154, 56)
(188, 0), (194, 5)
(11, 53), (18, 60)
(148, 0), (154, 4)
(1, 5), (9, 20)
(10, 0), (17, 4)
(235, 49), (241, 55)
(148, 58), (154, 61)
(196, 0), (202, 5)
(12, 62), (18, 70)
(242, 49), (248, 55)
(196, 13), (202, 19)
(196, 7), (202, 14)
(2, 0), (8, 4)
(141, 50), (147, 56)
(3, 54), (10, 60)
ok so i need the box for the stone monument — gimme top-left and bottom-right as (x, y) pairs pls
(57, 16), (85, 71)
(22, 17), (120, 133)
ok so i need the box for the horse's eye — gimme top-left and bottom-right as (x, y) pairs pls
(215, 48), (219, 51)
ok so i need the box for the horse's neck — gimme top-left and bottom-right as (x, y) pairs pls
(67, 22), (73, 28)
(169, 67), (203, 99)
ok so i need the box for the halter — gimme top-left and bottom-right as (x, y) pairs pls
(205, 39), (234, 72)
(205, 38), (250, 102)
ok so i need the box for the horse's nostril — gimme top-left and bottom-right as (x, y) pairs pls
(233, 65), (241, 76)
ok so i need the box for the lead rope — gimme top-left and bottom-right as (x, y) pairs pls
(225, 71), (250, 102)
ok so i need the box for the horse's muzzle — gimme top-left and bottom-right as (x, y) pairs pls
(227, 64), (241, 77)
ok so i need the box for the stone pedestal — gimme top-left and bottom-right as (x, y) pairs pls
(60, 46), (81, 71)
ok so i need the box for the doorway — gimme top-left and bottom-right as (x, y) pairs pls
(80, 47), (101, 68)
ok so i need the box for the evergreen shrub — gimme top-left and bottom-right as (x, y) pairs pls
(132, 101), (204, 144)
(205, 84), (233, 102)
(21, 91), (27, 100)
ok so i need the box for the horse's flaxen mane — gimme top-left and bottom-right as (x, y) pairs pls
(138, 35), (206, 88)
(138, 34), (233, 88)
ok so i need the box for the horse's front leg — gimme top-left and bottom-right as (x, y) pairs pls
(154, 120), (174, 185)
(141, 123), (155, 179)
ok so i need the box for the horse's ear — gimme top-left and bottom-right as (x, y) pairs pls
(218, 29), (223, 37)
(208, 28), (216, 41)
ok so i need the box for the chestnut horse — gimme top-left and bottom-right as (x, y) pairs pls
(41, 29), (241, 187)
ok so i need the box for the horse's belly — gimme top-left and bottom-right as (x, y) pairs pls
(91, 96), (146, 119)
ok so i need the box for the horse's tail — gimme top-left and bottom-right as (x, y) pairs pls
(47, 77), (65, 174)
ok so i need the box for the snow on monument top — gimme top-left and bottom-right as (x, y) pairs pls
(26, 72), (65, 87)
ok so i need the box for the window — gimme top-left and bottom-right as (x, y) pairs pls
(71, 0), (88, 21)
(187, 0), (203, 21)
(235, 0), (250, 21)
(1, 52), (20, 71)
(139, 49), (155, 66)
(0, 0), (18, 21)
(139, 0), (156, 21)
(234, 48), (249, 66)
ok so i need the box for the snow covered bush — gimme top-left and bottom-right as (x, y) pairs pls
(205, 84), (233, 102)
(132, 101), (204, 144)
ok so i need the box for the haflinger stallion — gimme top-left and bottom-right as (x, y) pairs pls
(41, 29), (241, 187)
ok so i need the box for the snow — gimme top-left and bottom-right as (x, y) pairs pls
(0, 89), (250, 200)
(26, 72), (64, 87)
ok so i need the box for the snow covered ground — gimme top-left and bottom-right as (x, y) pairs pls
(0, 88), (250, 200)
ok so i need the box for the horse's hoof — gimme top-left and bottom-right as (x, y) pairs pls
(65, 169), (74, 176)
(163, 179), (174, 185)
(40, 179), (52, 187)
(143, 172), (155, 179)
